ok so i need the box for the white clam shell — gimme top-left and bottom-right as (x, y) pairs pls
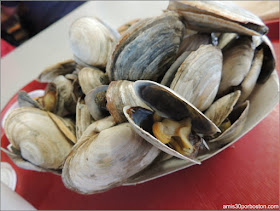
(3, 107), (73, 170)
(62, 123), (160, 194)
(170, 44), (223, 111)
(69, 17), (120, 68)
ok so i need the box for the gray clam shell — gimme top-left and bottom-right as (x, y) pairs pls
(106, 11), (185, 82)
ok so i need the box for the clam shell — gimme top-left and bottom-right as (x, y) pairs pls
(78, 67), (109, 95)
(209, 100), (250, 144)
(47, 112), (77, 144)
(170, 44), (223, 111)
(85, 85), (109, 121)
(217, 36), (255, 96)
(168, 1), (268, 35)
(53, 75), (76, 115)
(161, 51), (192, 86)
(1, 145), (61, 175)
(134, 80), (220, 135)
(62, 123), (160, 194)
(69, 17), (120, 68)
(37, 60), (77, 83)
(117, 18), (140, 35)
(176, 33), (211, 57)
(3, 107), (73, 170)
(76, 98), (94, 140)
(123, 106), (201, 164)
(238, 49), (264, 103)
(205, 90), (241, 127)
(77, 116), (116, 142)
(106, 11), (185, 81)
(106, 80), (149, 123)
(217, 33), (238, 50)
(256, 35), (276, 83)
(17, 90), (44, 109)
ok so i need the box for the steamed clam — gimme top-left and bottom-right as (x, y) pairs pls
(106, 11), (185, 81)
(69, 17), (120, 68)
(124, 80), (220, 163)
(62, 122), (160, 194)
(1, 0), (278, 195)
(2, 107), (75, 173)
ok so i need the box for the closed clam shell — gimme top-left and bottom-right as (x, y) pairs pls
(106, 11), (185, 81)
(69, 17), (120, 68)
(62, 123), (160, 194)
(170, 44), (223, 111)
(3, 107), (73, 170)
(106, 80), (149, 123)
(78, 67), (109, 95)
(205, 90), (241, 127)
(217, 36), (255, 96)
(168, 1), (268, 35)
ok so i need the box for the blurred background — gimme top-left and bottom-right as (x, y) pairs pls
(1, 1), (279, 56)
(1, 1), (85, 54)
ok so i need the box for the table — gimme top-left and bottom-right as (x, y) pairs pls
(1, 1), (279, 210)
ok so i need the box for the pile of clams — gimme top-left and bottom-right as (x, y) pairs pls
(2, 1), (278, 194)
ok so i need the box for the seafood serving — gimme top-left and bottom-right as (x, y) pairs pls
(1, 1), (278, 194)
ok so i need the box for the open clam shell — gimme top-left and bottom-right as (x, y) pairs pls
(62, 123), (160, 194)
(124, 106), (201, 164)
(168, 1), (268, 36)
(133, 80), (220, 134)
(124, 69), (278, 185)
(123, 80), (220, 163)
(209, 100), (250, 144)
(205, 90), (241, 127)
(37, 59), (77, 83)
(106, 80), (149, 123)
